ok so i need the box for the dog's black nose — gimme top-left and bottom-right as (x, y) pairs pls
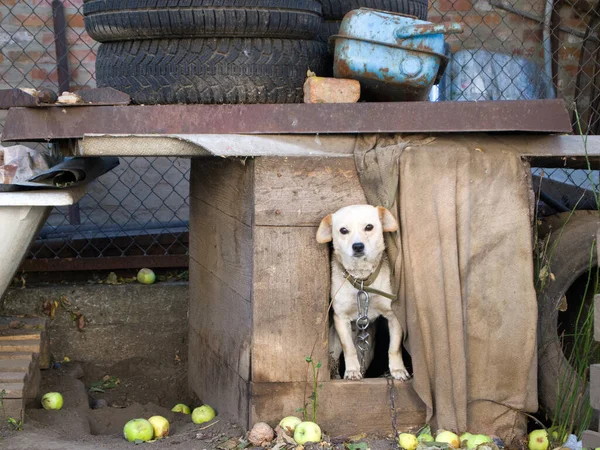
(352, 242), (365, 253)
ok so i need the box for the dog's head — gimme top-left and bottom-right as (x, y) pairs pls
(316, 205), (398, 267)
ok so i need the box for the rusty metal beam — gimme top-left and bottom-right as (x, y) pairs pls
(22, 255), (188, 272)
(1, 100), (572, 141)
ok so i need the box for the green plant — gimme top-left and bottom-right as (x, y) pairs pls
(0, 389), (23, 432)
(536, 109), (600, 440)
(297, 356), (322, 423)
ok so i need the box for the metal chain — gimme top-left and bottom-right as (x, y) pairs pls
(387, 376), (400, 446)
(355, 282), (370, 373)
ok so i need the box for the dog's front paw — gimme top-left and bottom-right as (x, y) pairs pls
(391, 367), (411, 381)
(344, 370), (363, 380)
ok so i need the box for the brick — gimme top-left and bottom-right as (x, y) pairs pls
(15, 14), (47, 28)
(67, 13), (85, 29)
(303, 77), (360, 104)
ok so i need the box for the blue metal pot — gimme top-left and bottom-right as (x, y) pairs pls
(332, 8), (462, 101)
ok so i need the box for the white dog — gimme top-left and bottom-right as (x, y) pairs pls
(317, 205), (410, 381)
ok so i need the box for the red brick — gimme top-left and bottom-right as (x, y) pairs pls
(303, 77), (361, 104)
(67, 13), (85, 29)
(30, 67), (58, 83)
(15, 14), (47, 28)
(483, 12), (502, 28)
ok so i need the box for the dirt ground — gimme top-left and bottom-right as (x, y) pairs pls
(0, 360), (398, 450)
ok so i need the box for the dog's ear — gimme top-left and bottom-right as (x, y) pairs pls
(377, 206), (399, 232)
(316, 214), (333, 243)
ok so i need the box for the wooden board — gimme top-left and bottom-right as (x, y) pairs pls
(189, 201), (253, 301)
(188, 261), (251, 380)
(251, 378), (426, 436)
(190, 158), (254, 227)
(252, 226), (330, 383)
(254, 157), (367, 227)
(188, 327), (250, 429)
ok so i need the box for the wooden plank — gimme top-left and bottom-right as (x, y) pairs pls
(0, 317), (46, 330)
(188, 327), (249, 429)
(188, 260), (251, 380)
(1, 382), (25, 398)
(189, 198), (253, 301)
(0, 352), (34, 360)
(583, 431), (600, 449)
(596, 295), (600, 343)
(190, 158), (254, 227)
(254, 157), (367, 227)
(252, 226), (330, 383)
(0, 359), (31, 372)
(251, 379), (426, 435)
(590, 364), (600, 410)
(0, 372), (27, 383)
(0, 341), (39, 352)
(0, 331), (42, 340)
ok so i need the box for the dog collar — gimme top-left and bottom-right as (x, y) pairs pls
(341, 260), (397, 301)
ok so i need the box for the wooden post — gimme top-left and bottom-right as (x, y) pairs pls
(582, 228), (600, 448)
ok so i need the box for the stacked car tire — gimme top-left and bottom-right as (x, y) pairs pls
(85, 0), (429, 104)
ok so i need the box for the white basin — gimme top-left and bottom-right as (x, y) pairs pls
(0, 186), (86, 298)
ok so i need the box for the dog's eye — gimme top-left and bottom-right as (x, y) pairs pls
(340, 228), (349, 235)
(365, 224), (374, 231)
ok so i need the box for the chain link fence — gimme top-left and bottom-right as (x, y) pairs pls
(0, 0), (189, 271)
(0, 0), (598, 271)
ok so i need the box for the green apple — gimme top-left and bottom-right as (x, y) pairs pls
(436, 430), (460, 448)
(418, 434), (435, 443)
(467, 434), (492, 449)
(171, 403), (191, 414)
(278, 416), (302, 434)
(293, 421), (322, 444)
(148, 415), (169, 439)
(41, 392), (64, 410)
(137, 268), (156, 285)
(192, 405), (216, 424)
(123, 418), (154, 442)
(460, 433), (473, 446)
(528, 429), (548, 450)
(399, 433), (419, 450)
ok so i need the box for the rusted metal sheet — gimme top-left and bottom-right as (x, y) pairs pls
(22, 255), (188, 272)
(1, 100), (572, 141)
(0, 89), (57, 109)
(78, 87), (131, 106)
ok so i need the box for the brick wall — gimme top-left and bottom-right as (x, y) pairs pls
(0, 0), (96, 93)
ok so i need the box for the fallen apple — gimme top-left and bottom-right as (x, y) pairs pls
(249, 422), (275, 446)
(41, 392), (64, 410)
(418, 434), (435, 443)
(528, 429), (548, 450)
(192, 405), (216, 424)
(460, 433), (473, 445)
(148, 415), (170, 439)
(436, 430), (460, 448)
(172, 403), (191, 414)
(137, 268), (156, 285)
(123, 418), (154, 442)
(467, 434), (492, 450)
(293, 421), (322, 444)
(399, 433), (419, 450)
(278, 416), (302, 434)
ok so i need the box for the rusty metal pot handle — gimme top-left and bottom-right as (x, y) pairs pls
(395, 22), (463, 39)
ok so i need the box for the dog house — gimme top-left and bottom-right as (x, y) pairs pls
(188, 156), (427, 435)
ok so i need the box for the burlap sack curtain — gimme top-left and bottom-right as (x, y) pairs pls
(355, 135), (538, 440)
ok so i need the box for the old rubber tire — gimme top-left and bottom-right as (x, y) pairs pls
(316, 20), (341, 46)
(320, 0), (428, 20)
(83, 0), (323, 42)
(538, 211), (599, 423)
(96, 38), (328, 104)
